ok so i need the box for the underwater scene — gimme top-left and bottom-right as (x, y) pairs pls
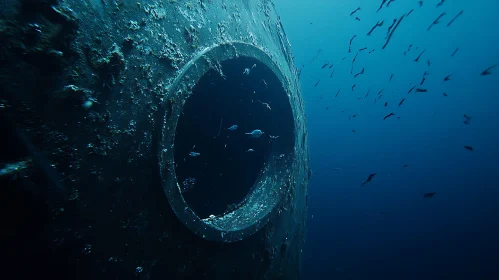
(1, 0), (498, 279)
(274, 0), (499, 279)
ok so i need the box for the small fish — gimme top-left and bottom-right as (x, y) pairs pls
(227, 125), (238, 131)
(352, 130), (356, 132)
(359, 47), (367, 51)
(354, 68), (365, 78)
(420, 77), (426, 85)
(428, 13), (446, 31)
(423, 192), (436, 198)
(418, 1), (423, 7)
(414, 49), (426, 62)
(389, 74), (394, 82)
(308, 49), (322, 64)
(423, 71), (429, 77)
(246, 129), (264, 138)
(352, 51), (359, 64)
(408, 85), (416, 93)
(189, 151), (201, 157)
(464, 145), (473, 151)
(384, 102), (388, 107)
(447, 10), (464, 27)
(377, 89), (384, 96)
(330, 69), (335, 78)
(436, 0), (445, 7)
(383, 112), (395, 120)
(398, 98), (405, 106)
(350, 7), (361, 16)
(361, 173), (377, 186)
(348, 35), (357, 52)
(364, 88), (370, 98)
(406, 44), (412, 53)
(403, 164), (409, 168)
(369, 49), (375, 54)
(443, 74), (452, 82)
(246, 149), (254, 153)
(321, 63), (329, 69)
(415, 88), (427, 92)
(377, 0), (388, 13)
(243, 68), (250, 75)
(385, 19), (397, 39)
(481, 64), (496, 76)
(443, 92), (448, 97)
(451, 48), (459, 57)
(386, 0), (395, 7)
(352, 84), (356, 91)
(407, 8), (414, 16)
(335, 88), (341, 97)
(427, 60), (431, 67)
(314, 79), (321, 87)
(355, 17), (361, 21)
(329, 64), (334, 69)
(463, 114), (472, 125)
(382, 14), (404, 49)
(367, 21), (384, 36)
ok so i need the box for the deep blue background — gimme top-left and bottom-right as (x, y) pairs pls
(273, 1), (499, 279)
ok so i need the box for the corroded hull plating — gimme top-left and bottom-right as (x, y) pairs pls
(0, 0), (309, 279)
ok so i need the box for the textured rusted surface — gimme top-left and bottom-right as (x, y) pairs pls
(0, 0), (309, 279)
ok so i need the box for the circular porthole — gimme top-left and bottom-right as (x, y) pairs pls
(159, 42), (296, 242)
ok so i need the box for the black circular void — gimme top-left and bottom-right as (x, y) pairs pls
(174, 56), (294, 219)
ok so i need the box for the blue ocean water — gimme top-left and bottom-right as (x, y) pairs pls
(274, 0), (499, 279)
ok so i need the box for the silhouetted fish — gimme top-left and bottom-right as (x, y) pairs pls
(354, 68), (365, 78)
(428, 13), (446, 31)
(414, 49), (426, 62)
(377, 0), (388, 13)
(385, 19), (397, 39)
(447, 10), (464, 27)
(367, 21), (384, 36)
(361, 173), (377, 186)
(383, 112), (395, 120)
(481, 64), (496, 76)
(423, 192), (436, 198)
(350, 7), (361, 16)
(463, 114), (472, 124)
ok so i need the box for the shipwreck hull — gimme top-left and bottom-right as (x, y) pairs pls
(0, 0), (309, 279)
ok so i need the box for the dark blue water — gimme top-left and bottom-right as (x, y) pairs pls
(274, 0), (499, 279)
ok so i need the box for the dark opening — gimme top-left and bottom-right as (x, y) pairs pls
(174, 56), (294, 219)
